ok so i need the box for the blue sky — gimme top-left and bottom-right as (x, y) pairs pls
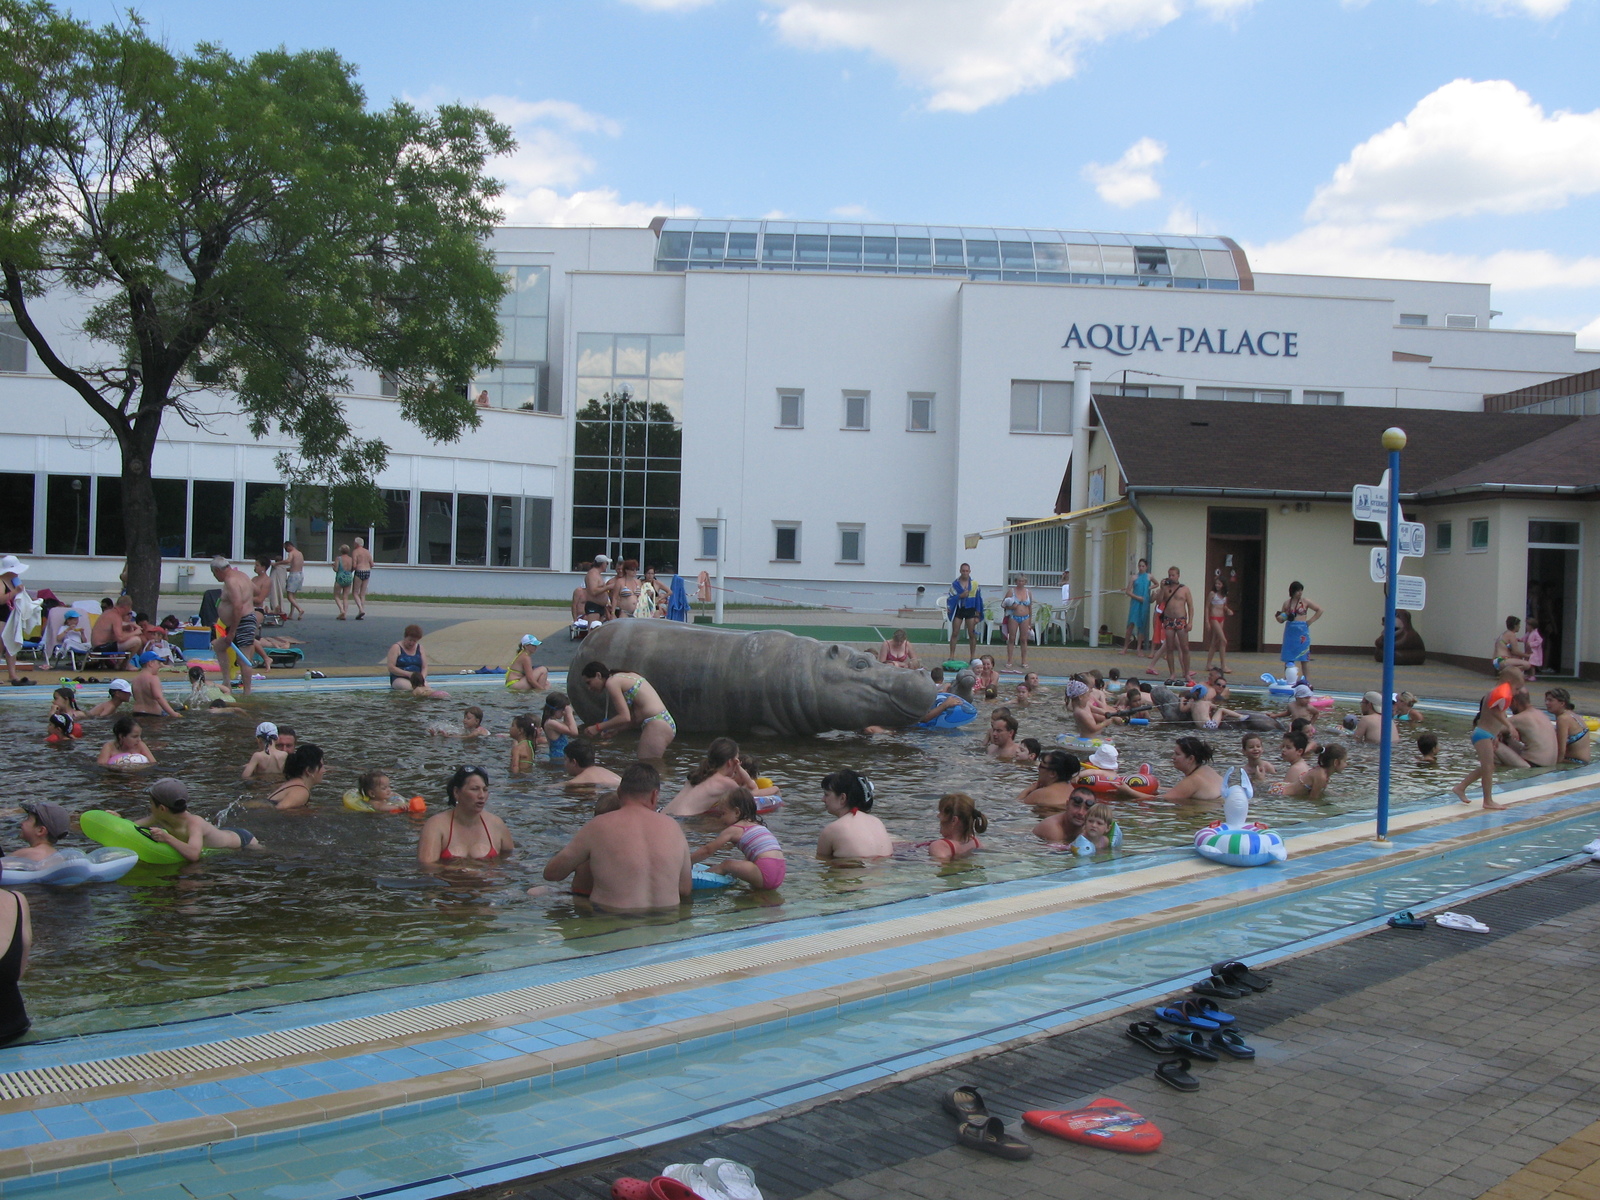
(71, 0), (1600, 342)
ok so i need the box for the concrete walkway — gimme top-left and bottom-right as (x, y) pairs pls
(466, 861), (1600, 1200)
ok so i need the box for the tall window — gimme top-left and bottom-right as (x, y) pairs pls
(571, 333), (685, 572)
(0, 474), (33, 554)
(0, 320), (25, 373)
(420, 492), (454, 565)
(473, 263), (552, 412)
(374, 490), (411, 564)
(45, 475), (89, 555)
(842, 391), (869, 430)
(1469, 519), (1490, 551)
(1010, 380), (1072, 433)
(1434, 521), (1452, 553)
(190, 481), (234, 559)
(908, 393), (934, 432)
(93, 478), (185, 557)
(289, 513), (329, 562)
(777, 390), (803, 428)
(455, 493), (489, 566)
(699, 522), (719, 560)
(244, 483), (285, 561)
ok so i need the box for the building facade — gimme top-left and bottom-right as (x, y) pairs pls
(0, 220), (1594, 601)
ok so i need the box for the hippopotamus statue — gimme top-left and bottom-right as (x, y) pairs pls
(567, 621), (937, 737)
(1150, 683), (1279, 731)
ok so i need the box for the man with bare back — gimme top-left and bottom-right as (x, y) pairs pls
(210, 556), (258, 697)
(90, 596), (142, 654)
(351, 537), (373, 619)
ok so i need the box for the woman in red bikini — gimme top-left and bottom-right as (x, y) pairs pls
(418, 766), (514, 864)
(924, 792), (987, 863)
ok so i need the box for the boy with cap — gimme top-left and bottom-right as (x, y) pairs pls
(11, 803), (73, 862)
(1351, 691), (1395, 745)
(85, 678), (134, 718)
(130, 653), (182, 719)
(138, 779), (262, 860)
(1271, 684), (1318, 724)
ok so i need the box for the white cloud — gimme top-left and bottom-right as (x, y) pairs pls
(830, 203), (875, 218)
(1460, 0), (1571, 16)
(1162, 201), (1200, 234)
(1082, 137), (1166, 206)
(1307, 79), (1600, 225)
(619, 0), (719, 8)
(477, 95), (689, 226)
(1248, 79), (1600, 294)
(765, 0), (1258, 113)
(1580, 314), (1600, 349)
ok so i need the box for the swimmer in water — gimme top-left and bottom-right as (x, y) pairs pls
(690, 788), (786, 890)
(137, 777), (262, 857)
(50, 686), (84, 723)
(97, 716), (155, 767)
(85, 678), (134, 719)
(562, 739), (621, 788)
(579, 662), (677, 760)
(1546, 687), (1590, 764)
(664, 737), (759, 817)
(541, 692), (579, 762)
(925, 793), (986, 862)
(508, 714), (538, 773)
(1080, 802), (1117, 854)
(9, 802), (72, 863)
(418, 767), (515, 865)
(129, 653), (182, 719)
(354, 770), (409, 813)
(1277, 730), (1312, 795)
(815, 769), (892, 859)
(1302, 743), (1347, 801)
(436, 706), (492, 739)
(265, 744), (325, 810)
(986, 714), (1034, 761)
(184, 665), (237, 711)
(1416, 731), (1439, 765)
(242, 722), (286, 779)
(1242, 733), (1277, 784)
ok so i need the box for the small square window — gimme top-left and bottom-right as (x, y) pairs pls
(843, 391), (869, 430)
(903, 527), (929, 566)
(1446, 314), (1478, 329)
(777, 390), (804, 428)
(1435, 521), (1452, 553)
(699, 523), (719, 560)
(908, 393), (934, 432)
(838, 525), (863, 564)
(774, 524), (799, 562)
(1468, 519), (1490, 551)
(0, 320), (26, 373)
(379, 370), (399, 398)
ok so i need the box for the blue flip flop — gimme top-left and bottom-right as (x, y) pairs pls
(1189, 998), (1237, 1026)
(1154, 1000), (1221, 1031)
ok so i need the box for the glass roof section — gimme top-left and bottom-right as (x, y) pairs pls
(651, 219), (1246, 289)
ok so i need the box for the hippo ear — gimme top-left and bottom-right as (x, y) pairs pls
(827, 644), (842, 659)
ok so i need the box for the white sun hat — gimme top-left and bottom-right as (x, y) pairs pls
(0, 554), (28, 576)
(1088, 744), (1120, 772)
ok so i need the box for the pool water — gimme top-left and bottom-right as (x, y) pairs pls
(0, 680), (1534, 1035)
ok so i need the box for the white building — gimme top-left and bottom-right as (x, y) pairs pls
(0, 219), (1593, 600)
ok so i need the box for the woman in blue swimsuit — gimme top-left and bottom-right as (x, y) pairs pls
(1123, 559), (1151, 656)
(387, 625), (429, 692)
(579, 661), (677, 760)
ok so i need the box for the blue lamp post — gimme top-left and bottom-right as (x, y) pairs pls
(1375, 426), (1406, 842)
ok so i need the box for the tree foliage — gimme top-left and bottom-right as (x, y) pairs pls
(0, 0), (513, 605)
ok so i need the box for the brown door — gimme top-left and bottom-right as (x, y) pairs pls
(1205, 508), (1267, 652)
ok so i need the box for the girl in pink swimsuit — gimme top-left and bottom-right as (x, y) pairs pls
(691, 788), (786, 890)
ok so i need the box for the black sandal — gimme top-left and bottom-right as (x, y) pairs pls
(1165, 1030), (1220, 1061)
(957, 1116), (1033, 1159)
(1126, 1021), (1169, 1054)
(1155, 1057), (1199, 1092)
(941, 1085), (990, 1122)
(1213, 960), (1272, 991)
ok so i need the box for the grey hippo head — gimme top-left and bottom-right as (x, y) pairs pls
(812, 643), (936, 729)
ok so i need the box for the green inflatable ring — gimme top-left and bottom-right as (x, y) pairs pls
(79, 810), (220, 864)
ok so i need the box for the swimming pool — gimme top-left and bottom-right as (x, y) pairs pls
(0, 677), (1533, 1036)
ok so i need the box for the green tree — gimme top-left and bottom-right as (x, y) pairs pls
(0, 1), (513, 609)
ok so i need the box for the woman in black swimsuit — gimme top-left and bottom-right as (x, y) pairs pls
(0, 888), (32, 1046)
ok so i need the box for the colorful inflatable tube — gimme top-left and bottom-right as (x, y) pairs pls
(0, 847), (138, 886)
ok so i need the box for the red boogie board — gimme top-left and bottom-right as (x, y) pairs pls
(1022, 1098), (1163, 1153)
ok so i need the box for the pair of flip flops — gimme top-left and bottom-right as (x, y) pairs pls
(614, 1160), (762, 1200)
(1387, 910), (1428, 929)
(1191, 975), (1250, 999)
(1154, 998), (1236, 1030)
(1211, 960), (1272, 991)
(1435, 911), (1490, 933)
(1129, 1022), (1256, 1063)
(942, 1085), (1033, 1159)
(611, 1178), (700, 1200)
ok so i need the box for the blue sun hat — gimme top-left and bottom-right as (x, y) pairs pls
(520, 634), (542, 648)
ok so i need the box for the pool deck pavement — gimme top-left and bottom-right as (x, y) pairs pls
(460, 858), (1600, 1200)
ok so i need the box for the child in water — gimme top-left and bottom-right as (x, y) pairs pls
(926, 793), (986, 862)
(1241, 733), (1277, 784)
(138, 777), (261, 858)
(438, 706), (491, 738)
(541, 692), (579, 762)
(815, 769), (893, 859)
(509, 715), (537, 773)
(46, 688), (83, 743)
(691, 788), (786, 890)
(242, 721), (286, 779)
(1276, 731), (1311, 795)
(351, 770), (411, 813)
(1416, 731), (1439, 765)
(1081, 802), (1117, 854)
(184, 665), (236, 711)
(98, 717), (155, 767)
(1302, 743), (1347, 801)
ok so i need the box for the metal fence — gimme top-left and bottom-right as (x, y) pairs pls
(1005, 518), (1067, 588)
